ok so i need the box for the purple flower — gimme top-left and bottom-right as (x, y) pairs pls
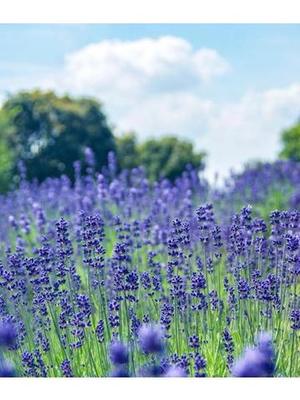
(194, 352), (206, 377)
(0, 359), (16, 377)
(223, 328), (234, 369)
(164, 365), (187, 377)
(189, 335), (200, 349)
(138, 364), (164, 377)
(95, 320), (104, 342)
(290, 309), (300, 330)
(84, 147), (95, 167)
(257, 332), (274, 360)
(109, 341), (129, 365)
(232, 332), (275, 377)
(61, 359), (73, 377)
(110, 367), (130, 377)
(0, 321), (17, 348)
(22, 351), (37, 377)
(138, 324), (165, 354)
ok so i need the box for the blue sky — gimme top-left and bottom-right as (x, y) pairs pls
(1, 24), (300, 179)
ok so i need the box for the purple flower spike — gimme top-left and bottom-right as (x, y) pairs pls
(109, 341), (129, 365)
(61, 359), (73, 377)
(138, 324), (165, 354)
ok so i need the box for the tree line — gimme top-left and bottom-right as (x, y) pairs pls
(0, 90), (205, 192)
(0, 90), (299, 193)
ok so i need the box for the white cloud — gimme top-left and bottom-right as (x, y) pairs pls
(57, 36), (230, 102)
(202, 84), (300, 180)
(193, 49), (231, 82)
(118, 92), (214, 139)
(51, 35), (231, 175)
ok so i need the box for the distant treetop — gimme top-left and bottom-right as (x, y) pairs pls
(0, 90), (206, 191)
(280, 121), (300, 162)
(0, 90), (116, 184)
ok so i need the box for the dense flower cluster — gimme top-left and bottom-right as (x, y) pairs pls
(213, 160), (300, 221)
(0, 152), (299, 377)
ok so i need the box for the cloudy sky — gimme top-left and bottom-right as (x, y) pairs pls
(1, 24), (300, 180)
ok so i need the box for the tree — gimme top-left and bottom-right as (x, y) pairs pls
(280, 122), (300, 161)
(0, 110), (13, 192)
(116, 133), (206, 181)
(0, 90), (116, 183)
(139, 136), (205, 181)
(116, 133), (140, 171)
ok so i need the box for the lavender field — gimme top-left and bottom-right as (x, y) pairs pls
(0, 153), (299, 377)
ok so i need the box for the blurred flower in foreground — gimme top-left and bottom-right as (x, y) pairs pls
(109, 340), (130, 377)
(109, 341), (129, 365)
(0, 321), (17, 377)
(232, 332), (275, 377)
(110, 367), (130, 377)
(0, 322), (17, 348)
(164, 365), (187, 377)
(0, 359), (15, 377)
(138, 324), (165, 354)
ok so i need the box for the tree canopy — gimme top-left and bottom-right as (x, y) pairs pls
(0, 90), (116, 184)
(117, 133), (206, 181)
(116, 133), (140, 172)
(0, 90), (206, 191)
(280, 122), (300, 162)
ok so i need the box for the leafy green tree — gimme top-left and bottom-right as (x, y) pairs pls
(116, 133), (205, 181)
(116, 133), (140, 171)
(139, 136), (205, 181)
(280, 122), (300, 161)
(0, 110), (14, 192)
(0, 90), (116, 182)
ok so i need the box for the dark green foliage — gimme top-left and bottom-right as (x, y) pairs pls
(116, 133), (140, 171)
(280, 122), (300, 161)
(117, 133), (206, 181)
(139, 136), (205, 181)
(0, 111), (14, 192)
(0, 90), (116, 184)
(0, 91), (205, 191)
